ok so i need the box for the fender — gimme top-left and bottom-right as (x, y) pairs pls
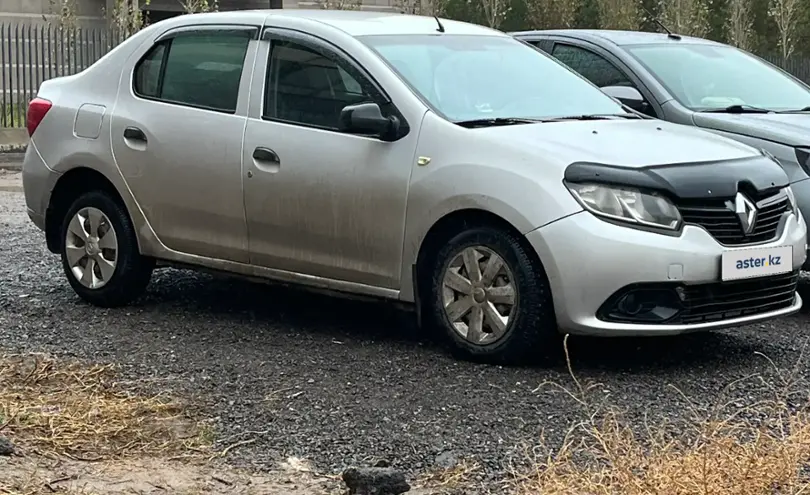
(397, 172), (582, 302)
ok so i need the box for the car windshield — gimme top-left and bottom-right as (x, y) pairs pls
(359, 34), (626, 122)
(626, 43), (810, 112)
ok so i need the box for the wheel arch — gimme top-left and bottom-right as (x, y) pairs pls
(45, 166), (136, 254)
(408, 207), (548, 328)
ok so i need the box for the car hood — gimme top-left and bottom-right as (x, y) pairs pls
(692, 112), (810, 147)
(477, 119), (759, 168)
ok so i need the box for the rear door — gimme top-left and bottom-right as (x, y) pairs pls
(110, 25), (259, 263)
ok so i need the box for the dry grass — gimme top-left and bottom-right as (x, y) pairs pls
(512, 336), (810, 495)
(0, 457), (334, 495)
(1, 470), (92, 495)
(415, 458), (484, 494)
(0, 104), (25, 128)
(514, 411), (810, 494)
(7, 342), (810, 495)
(0, 353), (337, 495)
(0, 352), (213, 461)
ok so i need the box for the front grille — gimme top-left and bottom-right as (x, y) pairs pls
(678, 194), (789, 246)
(678, 271), (799, 324)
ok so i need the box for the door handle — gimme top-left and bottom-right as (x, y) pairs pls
(253, 147), (280, 164)
(123, 126), (147, 143)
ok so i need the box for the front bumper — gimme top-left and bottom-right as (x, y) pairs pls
(526, 210), (806, 336)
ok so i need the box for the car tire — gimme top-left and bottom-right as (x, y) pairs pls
(426, 226), (558, 365)
(59, 190), (154, 307)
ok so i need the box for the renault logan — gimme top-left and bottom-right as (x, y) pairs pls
(22, 11), (807, 364)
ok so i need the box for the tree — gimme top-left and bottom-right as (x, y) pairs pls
(768, 0), (799, 60)
(49, 0), (78, 29)
(726, 0), (753, 50)
(525, 0), (578, 29)
(480, 0), (511, 28)
(659, 0), (710, 37)
(395, 0), (448, 15)
(315, 0), (361, 9)
(597, 0), (641, 30)
(180, 0), (218, 13)
(107, 0), (147, 36)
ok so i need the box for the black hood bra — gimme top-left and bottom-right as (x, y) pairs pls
(564, 154), (789, 201)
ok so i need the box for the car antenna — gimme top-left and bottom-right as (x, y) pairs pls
(434, 15), (445, 33)
(642, 7), (681, 40)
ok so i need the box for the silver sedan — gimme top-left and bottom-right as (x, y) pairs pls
(21, 10), (807, 364)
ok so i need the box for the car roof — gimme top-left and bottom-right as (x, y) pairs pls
(511, 29), (724, 47)
(166, 10), (507, 37)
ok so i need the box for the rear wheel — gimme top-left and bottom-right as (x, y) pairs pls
(60, 191), (154, 307)
(426, 226), (558, 364)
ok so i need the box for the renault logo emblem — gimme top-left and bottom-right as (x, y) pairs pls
(733, 192), (757, 235)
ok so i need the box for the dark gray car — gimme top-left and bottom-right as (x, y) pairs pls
(511, 29), (810, 268)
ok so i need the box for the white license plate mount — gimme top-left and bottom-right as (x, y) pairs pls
(721, 245), (793, 282)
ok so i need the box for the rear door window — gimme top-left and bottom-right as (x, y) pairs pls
(133, 29), (253, 113)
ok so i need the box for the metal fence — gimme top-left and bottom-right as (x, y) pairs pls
(3, 21), (810, 127)
(0, 23), (127, 127)
(761, 55), (810, 84)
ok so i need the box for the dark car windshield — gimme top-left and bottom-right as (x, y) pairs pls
(359, 34), (627, 122)
(626, 43), (810, 112)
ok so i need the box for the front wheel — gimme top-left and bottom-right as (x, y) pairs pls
(59, 191), (154, 307)
(426, 226), (558, 364)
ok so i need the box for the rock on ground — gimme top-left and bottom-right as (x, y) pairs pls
(342, 467), (410, 495)
(0, 436), (15, 456)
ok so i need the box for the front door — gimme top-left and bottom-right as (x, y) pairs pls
(549, 41), (661, 118)
(241, 30), (418, 290)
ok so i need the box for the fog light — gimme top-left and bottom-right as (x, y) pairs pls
(617, 293), (642, 315)
(610, 288), (683, 323)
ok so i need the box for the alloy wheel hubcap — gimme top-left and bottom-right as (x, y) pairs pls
(441, 246), (517, 345)
(65, 207), (118, 289)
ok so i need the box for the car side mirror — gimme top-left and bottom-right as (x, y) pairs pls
(601, 86), (648, 112)
(338, 102), (400, 141)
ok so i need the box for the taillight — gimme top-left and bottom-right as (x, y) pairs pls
(27, 97), (52, 137)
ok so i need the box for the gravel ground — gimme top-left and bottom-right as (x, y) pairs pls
(2, 185), (810, 484)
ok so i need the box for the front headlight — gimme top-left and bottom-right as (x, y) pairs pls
(566, 182), (682, 230)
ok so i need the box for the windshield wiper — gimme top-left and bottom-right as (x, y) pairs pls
(454, 118), (542, 128)
(777, 106), (810, 113)
(455, 114), (640, 128)
(547, 113), (642, 121)
(700, 104), (773, 114)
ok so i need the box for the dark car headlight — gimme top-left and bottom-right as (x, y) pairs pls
(566, 182), (682, 230)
